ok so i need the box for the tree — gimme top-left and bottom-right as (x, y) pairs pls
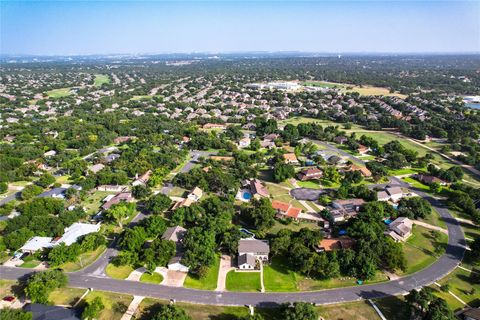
(244, 198), (276, 235)
(0, 182), (7, 194)
(283, 302), (318, 320)
(4, 227), (34, 250)
(151, 304), (191, 320)
(273, 163), (295, 182)
(21, 184), (43, 200)
(36, 173), (56, 188)
(398, 197), (432, 219)
(145, 193), (172, 214)
(104, 202), (136, 227)
(471, 237), (480, 262)
(182, 227), (216, 275)
(82, 297), (104, 320)
(24, 270), (68, 304)
(406, 287), (454, 320)
(240, 315), (264, 320)
(132, 184), (152, 200)
(143, 239), (176, 273)
(48, 243), (81, 266)
(0, 308), (32, 320)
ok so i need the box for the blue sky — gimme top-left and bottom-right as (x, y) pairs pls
(1, 1), (479, 55)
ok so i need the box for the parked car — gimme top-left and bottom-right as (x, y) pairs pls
(3, 296), (16, 302)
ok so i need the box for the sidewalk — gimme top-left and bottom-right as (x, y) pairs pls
(120, 296), (144, 320)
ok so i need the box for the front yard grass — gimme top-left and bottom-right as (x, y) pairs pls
(317, 301), (381, 320)
(49, 287), (86, 306)
(226, 270), (261, 292)
(82, 191), (115, 215)
(184, 254), (220, 290)
(105, 263), (133, 280)
(60, 245), (106, 272)
(401, 225), (448, 275)
(297, 180), (321, 189)
(436, 268), (480, 308)
(139, 272), (163, 284)
(418, 208), (447, 229)
(81, 290), (133, 320)
(374, 296), (410, 320)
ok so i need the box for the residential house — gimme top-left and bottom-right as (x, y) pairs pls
(237, 239), (270, 270)
(283, 153), (299, 165)
(203, 123), (226, 130)
(413, 174), (447, 186)
(386, 186), (404, 202)
(330, 199), (365, 221)
(238, 137), (251, 149)
(24, 303), (80, 320)
(459, 308), (480, 320)
(113, 136), (134, 144)
(53, 223), (101, 246)
(334, 136), (348, 144)
(88, 163), (105, 174)
(271, 200), (302, 220)
(346, 164), (372, 178)
(385, 217), (413, 242)
(38, 187), (67, 199)
(357, 144), (370, 154)
(243, 179), (269, 198)
(297, 167), (323, 181)
(132, 170), (152, 187)
(101, 192), (133, 210)
(377, 191), (391, 202)
(187, 187), (203, 202)
(317, 238), (355, 252)
(96, 185), (127, 192)
(20, 237), (53, 254)
(162, 226), (189, 272)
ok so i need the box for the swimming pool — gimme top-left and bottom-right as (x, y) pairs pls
(242, 191), (252, 200)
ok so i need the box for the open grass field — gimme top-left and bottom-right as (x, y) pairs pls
(436, 268), (480, 308)
(135, 298), (253, 320)
(49, 287), (87, 306)
(60, 245), (106, 272)
(268, 220), (319, 234)
(301, 81), (407, 98)
(225, 270), (262, 292)
(402, 176), (430, 191)
(0, 279), (16, 297)
(105, 263), (133, 280)
(263, 256), (388, 292)
(297, 180), (321, 189)
(82, 290), (133, 320)
(184, 255), (220, 290)
(94, 74), (110, 86)
(140, 272), (163, 284)
(46, 87), (73, 98)
(317, 301), (381, 320)
(401, 225), (448, 275)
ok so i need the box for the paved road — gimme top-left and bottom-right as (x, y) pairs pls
(0, 191), (21, 206)
(0, 181), (466, 306)
(180, 150), (217, 173)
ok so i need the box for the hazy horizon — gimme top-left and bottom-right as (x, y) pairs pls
(1, 1), (479, 55)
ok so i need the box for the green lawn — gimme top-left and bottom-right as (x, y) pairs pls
(226, 270), (262, 292)
(46, 87), (72, 98)
(60, 245), (106, 272)
(297, 180), (321, 189)
(436, 268), (480, 308)
(135, 298), (252, 320)
(268, 220), (319, 234)
(168, 186), (188, 198)
(264, 256), (388, 292)
(94, 74), (110, 86)
(184, 255), (220, 290)
(81, 290), (133, 320)
(401, 177), (430, 191)
(317, 301), (381, 320)
(140, 272), (164, 284)
(401, 225), (448, 275)
(105, 263), (133, 280)
(263, 256), (298, 292)
(49, 287), (87, 306)
(82, 191), (115, 215)
(374, 296), (410, 320)
(19, 259), (41, 268)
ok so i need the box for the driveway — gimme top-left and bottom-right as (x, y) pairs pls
(216, 255), (234, 292)
(164, 270), (187, 287)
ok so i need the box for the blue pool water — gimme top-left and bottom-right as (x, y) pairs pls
(242, 191), (252, 200)
(384, 219), (393, 225)
(339, 230), (347, 235)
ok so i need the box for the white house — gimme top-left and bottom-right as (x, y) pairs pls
(162, 226), (189, 273)
(186, 187), (203, 202)
(386, 187), (404, 203)
(385, 217), (413, 242)
(238, 137), (251, 149)
(54, 223), (101, 246)
(20, 237), (53, 254)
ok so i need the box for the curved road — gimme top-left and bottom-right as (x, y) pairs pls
(0, 181), (466, 307)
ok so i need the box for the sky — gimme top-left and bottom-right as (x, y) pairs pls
(1, 1), (479, 55)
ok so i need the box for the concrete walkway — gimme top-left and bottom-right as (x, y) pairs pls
(434, 282), (469, 307)
(126, 267), (147, 281)
(413, 220), (448, 235)
(259, 261), (265, 293)
(368, 299), (387, 320)
(216, 255), (234, 292)
(120, 295), (144, 320)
